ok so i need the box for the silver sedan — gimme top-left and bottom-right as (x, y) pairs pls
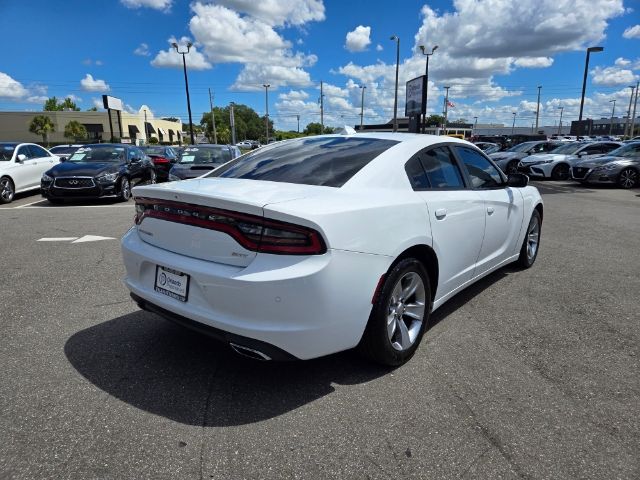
(572, 142), (640, 188)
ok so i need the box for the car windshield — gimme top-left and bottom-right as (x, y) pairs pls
(507, 142), (538, 153)
(144, 147), (167, 155)
(0, 144), (17, 161)
(549, 143), (584, 154)
(206, 136), (399, 187)
(68, 146), (125, 163)
(607, 142), (640, 158)
(50, 146), (78, 155)
(179, 146), (232, 165)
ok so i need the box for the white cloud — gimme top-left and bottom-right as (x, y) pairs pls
(25, 96), (49, 104)
(376, 44), (383, 52)
(623, 25), (640, 39)
(615, 57), (631, 67)
(134, 43), (150, 56)
(0, 72), (29, 99)
(345, 25), (371, 52)
(95, 60), (103, 66)
(231, 64), (313, 91)
(92, 98), (104, 110)
(151, 37), (212, 70)
(278, 90), (309, 101)
(514, 57), (554, 68)
(120, 0), (171, 10)
(80, 74), (110, 92)
(591, 65), (639, 86)
(211, 0), (325, 27)
(66, 94), (83, 103)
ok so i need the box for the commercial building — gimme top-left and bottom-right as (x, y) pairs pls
(0, 106), (183, 145)
(570, 117), (639, 137)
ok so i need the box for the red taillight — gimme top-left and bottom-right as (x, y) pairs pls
(134, 197), (326, 255)
(152, 156), (170, 164)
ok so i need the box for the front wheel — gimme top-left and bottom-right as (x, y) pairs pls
(118, 177), (131, 202)
(506, 160), (519, 175)
(148, 169), (157, 185)
(551, 164), (570, 181)
(358, 258), (431, 366)
(516, 210), (541, 268)
(617, 168), (638, 189)
(0, 177), (15, 204)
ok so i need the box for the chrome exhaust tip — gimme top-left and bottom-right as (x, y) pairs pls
(229, 343), (272, 361)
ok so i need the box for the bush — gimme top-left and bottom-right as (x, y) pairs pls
(148, 137), (159, 144)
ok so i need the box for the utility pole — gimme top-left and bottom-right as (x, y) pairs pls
(442, 86), (450, 135)
(578, 46), (604, 138)
(320, 81), (324, 132)
(208, 88), (217, 144)
(609, 99), (616, 136)
(535, 85), (542, 131)
(390, 35), (400, 132)
(229, 102), (236, 145)
(511, 112), (517, 135)
(557, 106), (564, 135)
(473, 116), (478, 137)
(630, 81), (639, 138)
(359, 85), (366, 130)
(624, 85), (636, 138)
(144, 109), (148, 144)
(172, 42), (195, 144)
(262, 84), (270, 143)
(296, 114), (300, 133)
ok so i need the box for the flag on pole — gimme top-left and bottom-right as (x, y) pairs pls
(447, 100), (455, 108)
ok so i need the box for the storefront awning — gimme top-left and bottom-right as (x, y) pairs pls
(144, 122), (156, 134)
(158, 127), (166, 135)
(128, 125), (140, 134)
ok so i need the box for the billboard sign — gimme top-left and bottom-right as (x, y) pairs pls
(405, 76), (426, 117)
(102, 95), (123, 111)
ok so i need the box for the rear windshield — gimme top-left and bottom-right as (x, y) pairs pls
(179, 146), (232, 165)
(206, 136), (399, 187)
(144, 146), (167, 155)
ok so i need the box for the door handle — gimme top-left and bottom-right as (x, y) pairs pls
(487, 206), (495, 215)
(435, 208), (447, 219)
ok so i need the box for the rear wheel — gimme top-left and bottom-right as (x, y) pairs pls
(118, 177), (131, 202)
(516, 210), (541, 268)
(358, 258), (431, 366)
(149, 169), (157, 185)
(617, 168), (638, 189)
(48, 198), (64, 204)
(0, 177), (15, 204)
(551, 164), (570, 180)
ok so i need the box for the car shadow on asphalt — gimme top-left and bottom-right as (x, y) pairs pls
(64, 310), (392, 426)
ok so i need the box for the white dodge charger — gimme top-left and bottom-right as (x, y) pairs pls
(121, 133), (543, 366)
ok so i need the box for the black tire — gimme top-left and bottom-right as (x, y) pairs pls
(149, 169), (157, 185)
(48, 198), (64, 204)
(551, 163), (570, 181)
(358, 258), (432, 366)
(617, 167), (638, 189)
(0, 176), (15, 204)
(118, 177), (131, 202)
(506, 160), (519, 175)
(516, 210), (541, 268)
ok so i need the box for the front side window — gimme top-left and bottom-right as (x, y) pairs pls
(207, 136), (399, 188)
(16, 145), (33, 159)
(419, 146), (465, 189)
(28, 145), (50, 158)
(455, 146), (504, 189)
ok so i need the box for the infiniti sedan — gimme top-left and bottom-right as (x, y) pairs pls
(490, 140), (561, 174)
(572, 142), (640, 188)
(168, 144), (241, 181)
(518, 141), (622, 180)
(122, 133), (543, 366)
(41, 144), (156, 203)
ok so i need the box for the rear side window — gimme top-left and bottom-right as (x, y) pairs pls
(419, 147), (465, 189)
(405, 156), (430, 190)
(207, 136), (399, 187)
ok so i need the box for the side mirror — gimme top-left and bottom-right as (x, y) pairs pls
(507, 173), (529, 188)
(17, 154), (27, 163)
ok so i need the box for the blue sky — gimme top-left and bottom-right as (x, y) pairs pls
(1, 0), (639, 131)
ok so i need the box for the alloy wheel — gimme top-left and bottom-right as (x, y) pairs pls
(0, 178), (14, 203)
(386, 272), (426, 351)
(618, 168), (637, 189)
(552, 164), (569, 181)
(527, 215), (540, 262)
(150, 170), (157, 184)
(121, 178), (131, 200)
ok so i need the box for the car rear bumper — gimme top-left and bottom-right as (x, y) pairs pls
(121, 228), (392, 360)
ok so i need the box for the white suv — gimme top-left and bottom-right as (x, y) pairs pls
(0, 143), (60, 203)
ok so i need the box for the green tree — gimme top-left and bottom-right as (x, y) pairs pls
(200, 104), (272, 143)
(86, 106), (98, 112)
(161, 117), (180, 122)
(426, 114), (445, 127)
(43, 96), (80, 111)
(148, 137), (159, 144)
(29, 115), (55, 145)
(63, 120), (87, 141)
(303, 122), (323, 135)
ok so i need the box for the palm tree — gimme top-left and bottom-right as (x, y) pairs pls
(29, 115), (55, 146)
(64, 120), (87, 141)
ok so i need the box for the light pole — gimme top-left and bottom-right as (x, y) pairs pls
(473, 116), (478, 137)
(609, 99), (616, 136)
(578, 46), (604, 138)
(359, 85), (366, 130)
(557, 106), (564, 135)
(418, 44), (438, 133)
(172, 41), (195, 145)
(511, 112), (517, 136)
(631, 81), (639, 138)
(263, 84), (270, 142)
(296, 114), (300, 133)
(390, 35), (400, 132)
(624, 85), (635, 138)
(535, 85), (542, 131)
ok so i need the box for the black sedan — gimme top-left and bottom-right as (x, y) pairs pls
(41, 144), (156, 203)
(168, 144), (241, 181)
(141, 146), (178, 181)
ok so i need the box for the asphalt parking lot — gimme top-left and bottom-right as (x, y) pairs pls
(1, 182), (639, 480)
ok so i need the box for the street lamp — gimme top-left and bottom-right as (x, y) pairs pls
(624, 84), (636, 138)
(578, 46), (604, 138)
(511, 112), (517, 135)
(473, 116), (478, 137)
(418, 44), (438, 133)
(609, 99), (616, 136)
(390, 35), (400, 132)
(535, 85), (542, 131)
(359, 85), (366, 130)
(263, 84), (270, 142)
(557, 106), (564, 135)
(172, 41), (195, 145)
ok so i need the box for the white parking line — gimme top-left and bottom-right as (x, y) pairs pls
(37, 237), (79, 242)
(15, 200), (46, 208)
